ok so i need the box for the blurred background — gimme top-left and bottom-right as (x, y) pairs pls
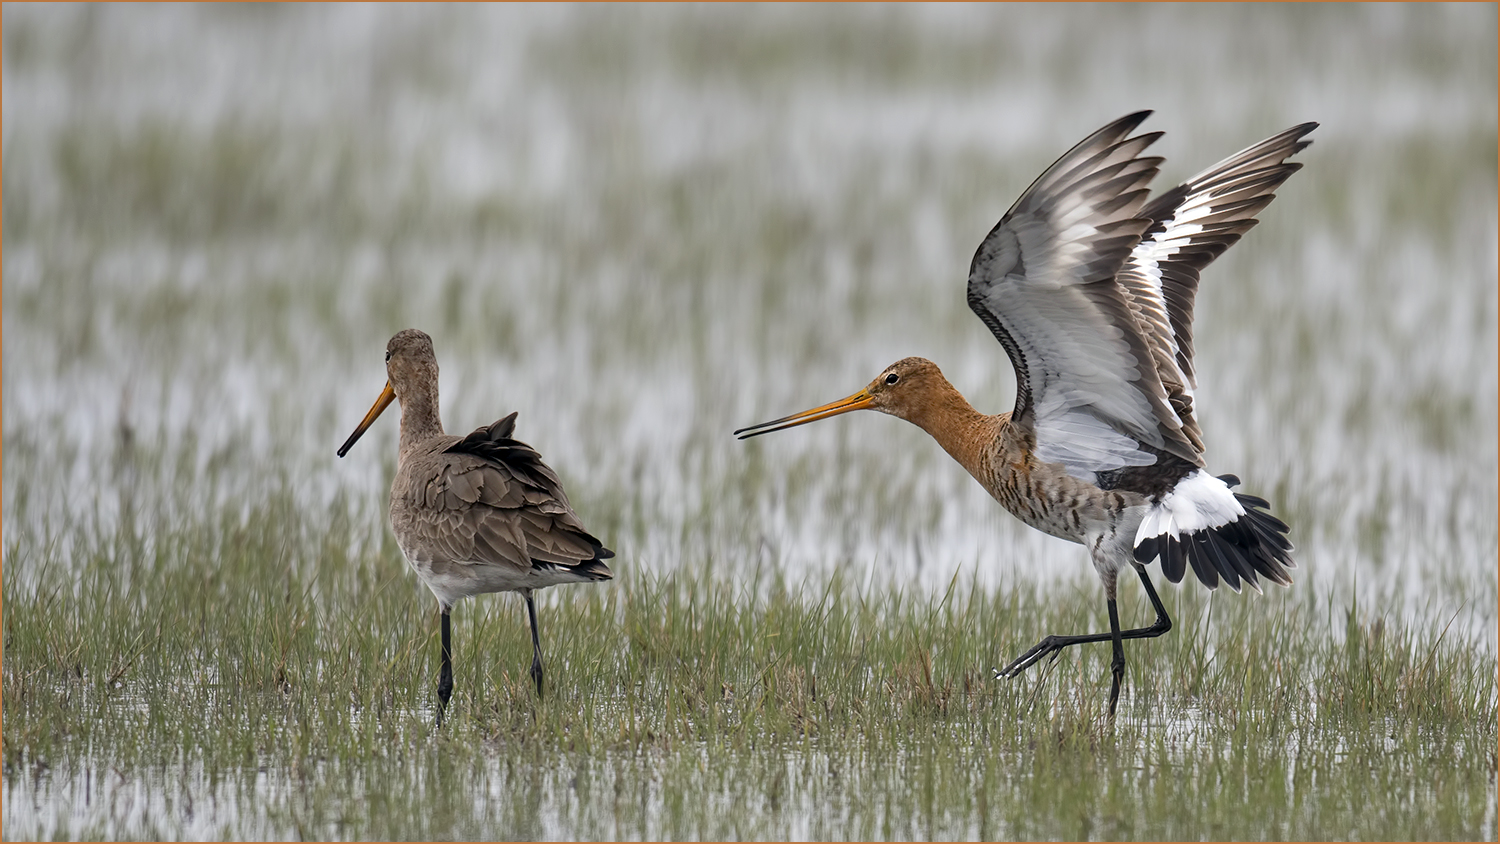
(4, 3), (1495, 624)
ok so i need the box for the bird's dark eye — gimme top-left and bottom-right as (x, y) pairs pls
(385, 350), (392, 362)
(884, 372), (900, 385)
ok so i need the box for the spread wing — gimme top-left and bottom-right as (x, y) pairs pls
(967, 111), (1199, 483)
(1116, 122), (1317, 451)
(395, 412), (614, 571)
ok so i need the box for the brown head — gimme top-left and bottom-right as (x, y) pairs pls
(337, 329), (444, 457)
(735, 357), (962, 439)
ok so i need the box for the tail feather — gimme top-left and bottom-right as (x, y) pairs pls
(1133, 470), (1295, 593)
(1206, 531), (1243, 592)
(1187, 531), (1222, 590)
(533, 556), (614, 582)
(572, 557), (615, 581)
(1161, 533), (1187, 583)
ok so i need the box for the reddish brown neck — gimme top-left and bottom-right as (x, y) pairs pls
(890, 375), (1006, 483)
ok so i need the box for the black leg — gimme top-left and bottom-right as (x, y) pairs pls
(1132, 566), (1173, 637)
(996, 564), (1173, 715)
(525, 590), (545, 698)
(436, 609), (454, 721)
(1107, 598), (1125, 717)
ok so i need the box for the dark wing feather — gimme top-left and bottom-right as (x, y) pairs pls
(444, 413), (615, 565)
(1116, 123), (1317, 451)
(392, 413), (613, 574)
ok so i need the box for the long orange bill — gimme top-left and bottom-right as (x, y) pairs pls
(337, 382), (396, 457)
(734, 389), (875, 440)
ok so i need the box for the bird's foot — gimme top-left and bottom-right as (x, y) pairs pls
(993, 635), (1074, 680)
(1106, 655), (1125, 719)
(530, 657), (545, 699)
(436, 670), (454, 726)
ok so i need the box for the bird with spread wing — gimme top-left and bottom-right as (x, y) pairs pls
(737, 111), (1311, 717)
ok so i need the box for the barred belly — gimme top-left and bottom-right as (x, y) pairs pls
(983, 450), (1145, 546)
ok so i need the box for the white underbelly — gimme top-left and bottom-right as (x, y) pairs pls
(400, 551), (592, 610)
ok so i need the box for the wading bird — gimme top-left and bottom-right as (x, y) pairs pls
(338, 329), (613, 713)
(736, 112), (1307, 716)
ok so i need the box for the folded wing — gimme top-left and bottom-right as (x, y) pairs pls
(398, 413), (614, 571)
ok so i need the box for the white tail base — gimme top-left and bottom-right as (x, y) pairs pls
(1134, 469), (1245, 546)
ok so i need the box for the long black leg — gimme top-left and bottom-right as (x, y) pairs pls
(996, 564), (1173, 714)
(1107, 598), (1125, 716)
(436, 608), (454, 725)
(524, 590), (545, 698)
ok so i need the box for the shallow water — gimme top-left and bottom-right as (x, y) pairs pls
(4, 3), (1496, 839)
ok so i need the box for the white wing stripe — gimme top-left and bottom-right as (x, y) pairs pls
(967, 113), (1314, 484)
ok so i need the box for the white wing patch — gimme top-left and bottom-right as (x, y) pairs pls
(1124, 232), (1199, 399)
(1119, 123), (1318, 409)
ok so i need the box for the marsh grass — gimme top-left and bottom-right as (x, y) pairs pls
(4, 461), (1495, 839)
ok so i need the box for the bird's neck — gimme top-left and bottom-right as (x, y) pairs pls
(397, 385), (445, 456)
(899, 378), (1005, 481)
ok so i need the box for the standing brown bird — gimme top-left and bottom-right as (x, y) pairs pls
(338, 329), (613, 711)
(736, 112), (1307, 716)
